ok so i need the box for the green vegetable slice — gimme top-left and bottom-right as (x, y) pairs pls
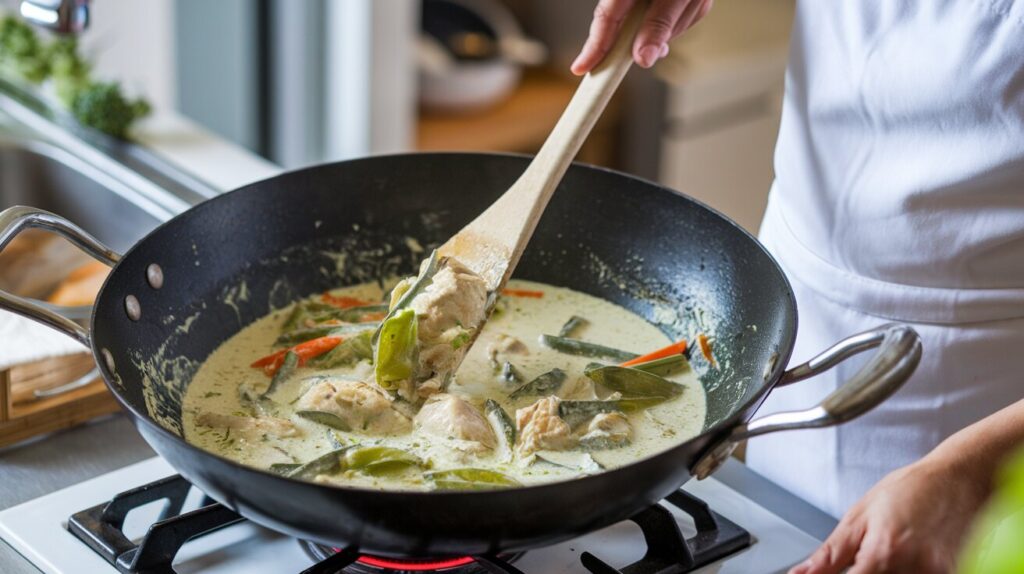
(262, 351), (298, 399)
(583, 365), (685, 399)
(269, 463), (300, 475)
(629, 355), (690, 377)
(312, 330), (374, 368)
(558, 315), (589, 338)
(296, 410), (351, 431)
(485, 399), (516, 461)
(538, 335), (638, 362)
(509, 368), (567, 399)
(425, 468), (521, 490)
(374, 308), (419, 388)
(343, 446), (423, 475)
(374, 250), (439, 344)
(558, 398), (666, 427)
(276, 322), (376, 347)
(286, 446), (355, 479)
(501, 361), (523, 384)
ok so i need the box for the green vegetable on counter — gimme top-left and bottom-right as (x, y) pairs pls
(539, 334), (638, 363)
(0, 16), (48, 83)
(46, 37), (89, 106)
(425, 468), (521, 490)
(374, 308), (419, 388)
(70, 81), (151, 139)
(0, 14), (150, 137)
(509, 368), (567, 399)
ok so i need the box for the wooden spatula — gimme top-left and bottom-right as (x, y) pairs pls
(437, 6), (644, 291)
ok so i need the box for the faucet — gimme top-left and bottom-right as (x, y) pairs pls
(19, 0), (89, 35)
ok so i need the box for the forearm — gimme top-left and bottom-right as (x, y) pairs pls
(925, 398), (1024, 495)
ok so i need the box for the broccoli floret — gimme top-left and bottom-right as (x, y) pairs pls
(0, 15), (49, 83)
(71, 81), (151, 138)
(46, 37), (91, 106)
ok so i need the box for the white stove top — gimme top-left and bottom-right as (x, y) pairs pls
(0, 457), (820, 574)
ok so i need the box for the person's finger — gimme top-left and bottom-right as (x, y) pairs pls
(847, 529), (896, 574)
(571, 0), (637, 75)
(789, 521), (863, 574)
(672, 0), (713, 36)
(632, 0), (693, 68)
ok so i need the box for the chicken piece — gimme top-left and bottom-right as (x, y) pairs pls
(515, 396), (574, 456)
(415, 393), (495, 448)
(195, 412), (300, 440)
(409, 259), (488, 377)
(416, 376), (445, 400)
(578, 412), (632, 450)
(295, 379), (411, 435)
(486, 333), (529, 366)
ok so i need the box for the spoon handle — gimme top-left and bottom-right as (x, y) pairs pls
(440, 4), (645, 290)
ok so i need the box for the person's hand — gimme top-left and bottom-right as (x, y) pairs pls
(571, 0), (714, 75)
(790, 456), (989, 574)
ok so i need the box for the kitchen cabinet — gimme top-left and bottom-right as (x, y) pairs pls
(656, 0), (794, 233)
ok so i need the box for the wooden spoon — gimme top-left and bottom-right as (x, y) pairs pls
(437, 6), (644, 291)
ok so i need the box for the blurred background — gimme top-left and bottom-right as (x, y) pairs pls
(0, 0), (794, 231)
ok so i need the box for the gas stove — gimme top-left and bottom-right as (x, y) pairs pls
(0, 457), (829, 574)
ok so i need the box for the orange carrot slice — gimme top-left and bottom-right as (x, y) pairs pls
(321, 293), (375, 309)
(620, 340), (688, 367)
(698, 334), (715, 366)
(501, 288), (545, 299)
(251, 335), (344, 376)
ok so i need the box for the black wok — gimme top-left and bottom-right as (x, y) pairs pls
(0, 153), (921, 557)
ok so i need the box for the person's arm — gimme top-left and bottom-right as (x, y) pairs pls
(792, 398), (1024, 574)
(570, 0), (715, 75)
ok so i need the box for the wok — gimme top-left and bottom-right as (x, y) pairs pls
(0, 153), (921, 557)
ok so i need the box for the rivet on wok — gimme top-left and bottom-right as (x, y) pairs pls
(101, 348), (116, 373)
(146, 264), (164, 289)
(125, 295), (141, 321)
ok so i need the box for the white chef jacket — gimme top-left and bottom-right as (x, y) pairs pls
(745, 1), (1024, 517)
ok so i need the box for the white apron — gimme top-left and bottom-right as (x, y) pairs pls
(745, 1), (1024, 518)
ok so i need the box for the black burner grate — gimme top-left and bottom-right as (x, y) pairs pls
(66, 475), (751, 574)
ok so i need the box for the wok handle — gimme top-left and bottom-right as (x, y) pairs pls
(0, 206), (121, 347)
(692, 323), (922, 479)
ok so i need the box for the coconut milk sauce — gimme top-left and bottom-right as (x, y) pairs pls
(182, 280), (707, 490)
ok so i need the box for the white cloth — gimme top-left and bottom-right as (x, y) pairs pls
(746, 1), (1024, 517)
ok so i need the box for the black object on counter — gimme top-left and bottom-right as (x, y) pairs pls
(67, 474), (751, 574)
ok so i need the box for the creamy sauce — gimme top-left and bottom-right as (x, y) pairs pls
(182, 280), (706, 490)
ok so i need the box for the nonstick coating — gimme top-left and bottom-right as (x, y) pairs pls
(91, 153), (796, 556)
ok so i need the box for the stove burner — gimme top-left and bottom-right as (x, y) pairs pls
(65, 474), (751, 574)
(302, 543), (523, 574)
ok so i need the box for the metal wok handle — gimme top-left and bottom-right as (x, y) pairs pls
(0, 205), (121, 347)
(692, 323), (922, 479)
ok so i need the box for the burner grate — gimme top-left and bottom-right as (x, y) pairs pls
(580, 490), (751, 574)
(66, 475), (751, 574)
